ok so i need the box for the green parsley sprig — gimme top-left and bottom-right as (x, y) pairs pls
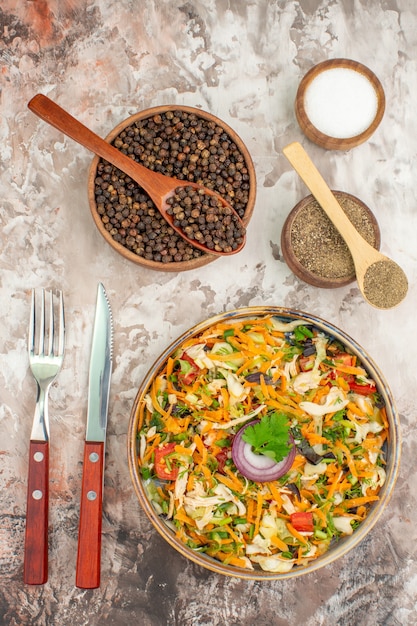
(241, 412), (292, 462)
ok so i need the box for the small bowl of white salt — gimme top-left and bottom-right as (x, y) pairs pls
(295, 59), (385, 150)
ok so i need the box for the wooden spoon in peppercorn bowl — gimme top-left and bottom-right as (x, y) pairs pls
(28, 94), (246, 256)
(283, 142), (408, 309)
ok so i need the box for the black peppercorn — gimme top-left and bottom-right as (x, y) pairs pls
(93, 108), (251, 264)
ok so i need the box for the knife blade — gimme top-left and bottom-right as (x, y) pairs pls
(75, 282), (113, 589)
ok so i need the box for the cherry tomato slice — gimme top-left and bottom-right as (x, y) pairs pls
(299, 355), (315, 372)
(154, 442), (179, 480)
(327, 352), (355, 382)
(290, 511), (314, 533)
(333, 353), (354, 367)
(177, 352), (199, 385)
(349, 381), (376, 396)
(215, 448), (229, 474)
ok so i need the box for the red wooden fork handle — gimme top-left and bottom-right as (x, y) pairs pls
(23, 440), (49, 585)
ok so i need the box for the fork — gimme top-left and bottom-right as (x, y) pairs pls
(23, 289), (65, 585)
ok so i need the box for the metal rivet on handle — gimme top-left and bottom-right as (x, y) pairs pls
(87, 491), (97, 501)
(34, 452), (44, 462)
(89, 452), (99, 463)
(32, 490), (43, 500)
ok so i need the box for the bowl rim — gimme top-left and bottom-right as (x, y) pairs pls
(295, 58), (386, 150)
(88, 104), (256, 272)
(127, 306), (401, 580)
(281, 190), (381, 288)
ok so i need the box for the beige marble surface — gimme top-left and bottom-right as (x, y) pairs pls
(1, 1), (417, 624)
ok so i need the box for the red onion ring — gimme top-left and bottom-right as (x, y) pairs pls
(231, 420), (296, 482)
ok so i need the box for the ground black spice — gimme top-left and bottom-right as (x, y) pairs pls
(363, 260), (408, 309)
(93, 110), (251, 264)
(290, 194), (378, 280)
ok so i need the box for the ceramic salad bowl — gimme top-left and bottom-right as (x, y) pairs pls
(127, 307), (400, 580)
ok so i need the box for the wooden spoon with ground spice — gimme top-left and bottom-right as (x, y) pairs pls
(283, 142), (408, 309)
(27, 94), (246, 256)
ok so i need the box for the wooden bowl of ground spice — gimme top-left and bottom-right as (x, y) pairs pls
(281, 191), (381, 288)
(88, 105), (256, 272)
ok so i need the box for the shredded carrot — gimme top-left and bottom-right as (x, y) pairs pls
(312, 384), (331, 402)
(356, 505), (367, 518)
(201, 392), (214, 406)
(223, 524), (243, 545)
(270, 535), (289, 551)
(362, 437), (383, 451)
(137, 400), (146, 431)
(326, 470), (344, 500)
(253, 492), (264, 537)
(312, 507), (327, 527)
(335, 440), (358, 477)
(380, 407), (389, 430)
(174, 444), (194, 456)
(187, 473), (196, 492)
(201, 408), (226, 423)
(296, 545), (305, 564)
(150, 379), (172, 420)
(220, 386), (229, 409)
(166, 357), (174, 379)
(246, 498), (255, 524)
(303, 432), (333, 446)
(332, 363), (367, 376)
(193, 433), (206, 456)
(291, 454), (307, 470)
(199, 464), (213, 482)
(174, 509), (196, 526)
(164, 416), (185, 435)
(236, 358), (257, 376)
(228, 556), (249, 568)
(260, 374), (270, 399)
(267, 481), (284, 507)
(347, 401), (366, 417)
(143, 434), (162, 462)
(337, 376), (350, 392)
(213, 551), (248, 568)
(286, 523), (308, 545)
(206, 351), (244, 362)
(215, 472), (241, 492)
(342, 495), (379, 509)
(223, 466), (244, 492)
(156, 486), (169, 501)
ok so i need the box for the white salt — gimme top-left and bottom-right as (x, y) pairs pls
(304, 67), (379, 139)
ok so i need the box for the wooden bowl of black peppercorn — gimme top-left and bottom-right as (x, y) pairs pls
(88, 105), (256, 271)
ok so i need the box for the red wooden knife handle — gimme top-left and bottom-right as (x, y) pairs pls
(75, 441), (104, 588)
(23, 440), (49, 584)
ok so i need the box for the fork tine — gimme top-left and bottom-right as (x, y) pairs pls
(47, 291), (54, 357)
(39, 289), (46, 357)
(58, 290), (65, 356)
(29, 289), (35, 356)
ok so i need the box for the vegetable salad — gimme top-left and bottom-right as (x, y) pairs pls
(136, 315), (389, 573)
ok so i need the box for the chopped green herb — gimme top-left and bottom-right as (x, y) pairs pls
(140, 466), (151, 480)
(242, 412), (292, 462)
(216, 438), (231, 447)
(293, 325), (314, 341)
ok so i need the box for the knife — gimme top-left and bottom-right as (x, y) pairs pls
(75, 283), (113, 589)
